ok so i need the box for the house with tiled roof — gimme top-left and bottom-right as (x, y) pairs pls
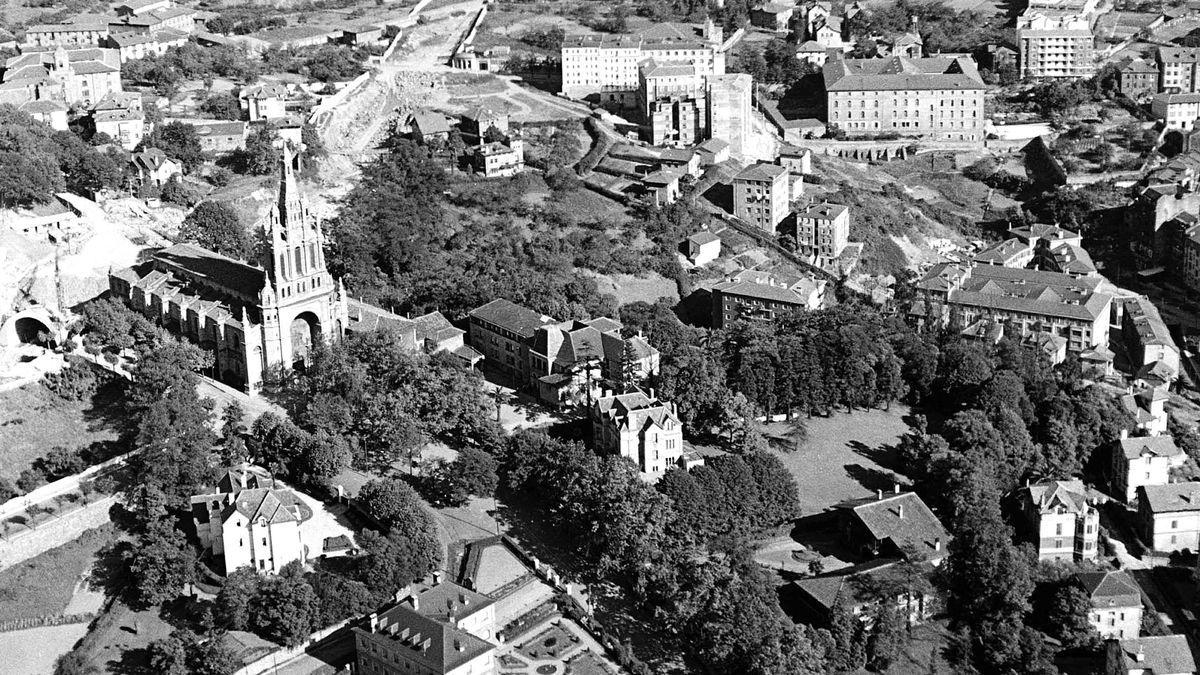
(239, 83), (290, 122)
(1018, 479), (1101, 561)
(1, 46), (121, 108)
(1121, 295), (1180, 384)
(786, 557), (937, 626)
(91, 91), (144, 149)
(592, 388), (685, 481)
(1105, 634), (1197, 675)
(174, 118), (248, 153)
(467, 298), (556, 380)
(354, 595), (496, 675)
(711, 268), (828, 327)
(833, 489), (950, 564)
(460, 104), (509, 139)
(1137, 481), (1200, 552)
(189, 466), (315, 574)
(529, 317), (658, 406)
(399, 573), (497, 642)
(750, 3), (795, 31)
(407, 109), (452, 144)
(1120, 386), (1170, 438)
(1076, 570), (1143, 639)
(129, 148), (182, 187)
(685, 230), (721, 266)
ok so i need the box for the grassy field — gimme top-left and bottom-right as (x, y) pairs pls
(0, 383), (121, 484)
(0, 523), (115, 622)
(764, 406), (915, 516)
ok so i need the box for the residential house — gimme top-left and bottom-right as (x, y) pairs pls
(640, 169), (682, 206)
(1137, 481), (1200, 552)
(1104, 635), (1196, 675)
(240, 83), (289, 122)
(18, 99), (68, 130)
(114, 0), (172, 16)
(711, 269), (828, 327)
(244, 25), (338, 51)
(1121, 296), (1181, 382)
(180, 119), (248, 153)
(797, 40), (834, 66)
(1120, 386), (1170, 437)
(467, 299), (555, 381)
(460, 104), (509, 139)
(1153, 93), (1200, 130)
(527, 317), (658, 405)
(189, 467), (314, 575)
(685, 231), (721, 266)
(975, 238), (1036, 268)
(750, 3), (795, 31)
(795, 202), (850, 260)
(1117, 57), (1160, 100)
(823, 53), (986, 141)
(106, 29), (188, 62)
(833, 489), (951, 564)
(695, 137), (730, 166)
(129, 148), (182, 187)
(411, 311), (484, 368)
(1024, 331), (1069, 364)
(450, 45), (511, 72)
(1017, 479), (1100, 561)
(592, 389), (685, 482)
(1113, 434), (1187, 503)
(786, 558), (937, 626)
(657, 147), (702, 177)
(734, 162), (790, 233)
(110, 5), (198, 36)
(472, 140), (524, 178)
(353, 599), (496, 675)
(1076, 570), (1143, 640)
(91, 91), (144, 150)
(408, 110), (453, 144)
(341, 23), (383, 46)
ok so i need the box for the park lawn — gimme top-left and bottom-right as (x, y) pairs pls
(72, 599), (176, 675)
(0, 523), (116, 622)
(765, 405), (915, 516)
(0, 383), (121, 483)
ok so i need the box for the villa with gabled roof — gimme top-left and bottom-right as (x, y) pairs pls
(189, 466), (315, 575)
(591, 388), (684, 481)
(1018, 479), (1101, 561)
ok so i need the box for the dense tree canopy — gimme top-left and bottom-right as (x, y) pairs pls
(179, 201), (252, 259)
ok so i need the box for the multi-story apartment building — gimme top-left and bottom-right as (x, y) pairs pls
(1157, 46), (1200, 93)
(734, 162), (790, 233)
(711, 269), (828, 327)
(1018, 479), (1100, 562)
(189, 467), (313, 575)
(1151, 92), (1200, 129)
(1137, 481), (1200, 552)
(1121, 296), (1180, 380)
(913, 263), (1112, 352)
(638, 60), (705, 134)
(1110, 433), (1185, 503)
(591, 389), (684, 482)
(795, 202), (850, 259)
(560, 21), (727, 108)
(24, 15), (110, 49)
(467, 299), (555, 381)
(823, 54), (986, 141)
(1076, 571), (1143, 640)
(1016, 11), (1096, 79)
(708, 73), (752, 157)
(647, 95), (702, 147)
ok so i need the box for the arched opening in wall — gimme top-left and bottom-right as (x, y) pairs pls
(14, 317), (53, 347)
(290, 311), (320, 370)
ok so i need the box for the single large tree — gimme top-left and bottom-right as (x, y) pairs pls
(179, 201), (252, 259)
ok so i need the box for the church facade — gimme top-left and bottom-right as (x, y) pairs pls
(109, 148), (348, 392)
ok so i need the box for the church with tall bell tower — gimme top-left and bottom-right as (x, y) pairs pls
(109, 146), (349, 393)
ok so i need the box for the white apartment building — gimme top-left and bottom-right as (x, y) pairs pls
(734, 162), (790, 233)
(796, 202), (850, 259)
(1017, 12), (1096, 79)
(1111, 434), (1186, 503)
(1076, 571), (1143, 640)
(1152, 92), (1200, 129)
(1137, 481), (1200, 552)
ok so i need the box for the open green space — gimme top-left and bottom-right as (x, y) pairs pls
(765, 406), (914, 516)
(0, 383), (121, 484)
(0, 523), (115, 622)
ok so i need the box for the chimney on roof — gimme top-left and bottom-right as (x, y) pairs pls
(897, 504), (904, 519)
(894, 483), (900, 495)
(934, 537), (941, 551)
(1121, 429), (1129, 440)
(368, 612), (378, 633)
(649, 387), (656, 399)
(454, 638), (464, 652)
(877, 489), (883, 500)
(410, 595), (420, 611)
(432, 570), (444, 585)
(1135, 644), (1145, 662)
(460, 593), (469, 606)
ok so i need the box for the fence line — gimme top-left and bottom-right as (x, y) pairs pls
(0, 612), (97, 634)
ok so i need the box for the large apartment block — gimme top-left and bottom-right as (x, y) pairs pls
(734, 162), (790, 233)
(1017, 12), (1096, 79)
(913, 263), (1112, 352)
(1157, 46), (1200, 93)
(560, 21), (727, 106)
(823, 54), (986, 141)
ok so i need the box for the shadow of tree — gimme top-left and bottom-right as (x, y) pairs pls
(844, 463), (898, 493)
